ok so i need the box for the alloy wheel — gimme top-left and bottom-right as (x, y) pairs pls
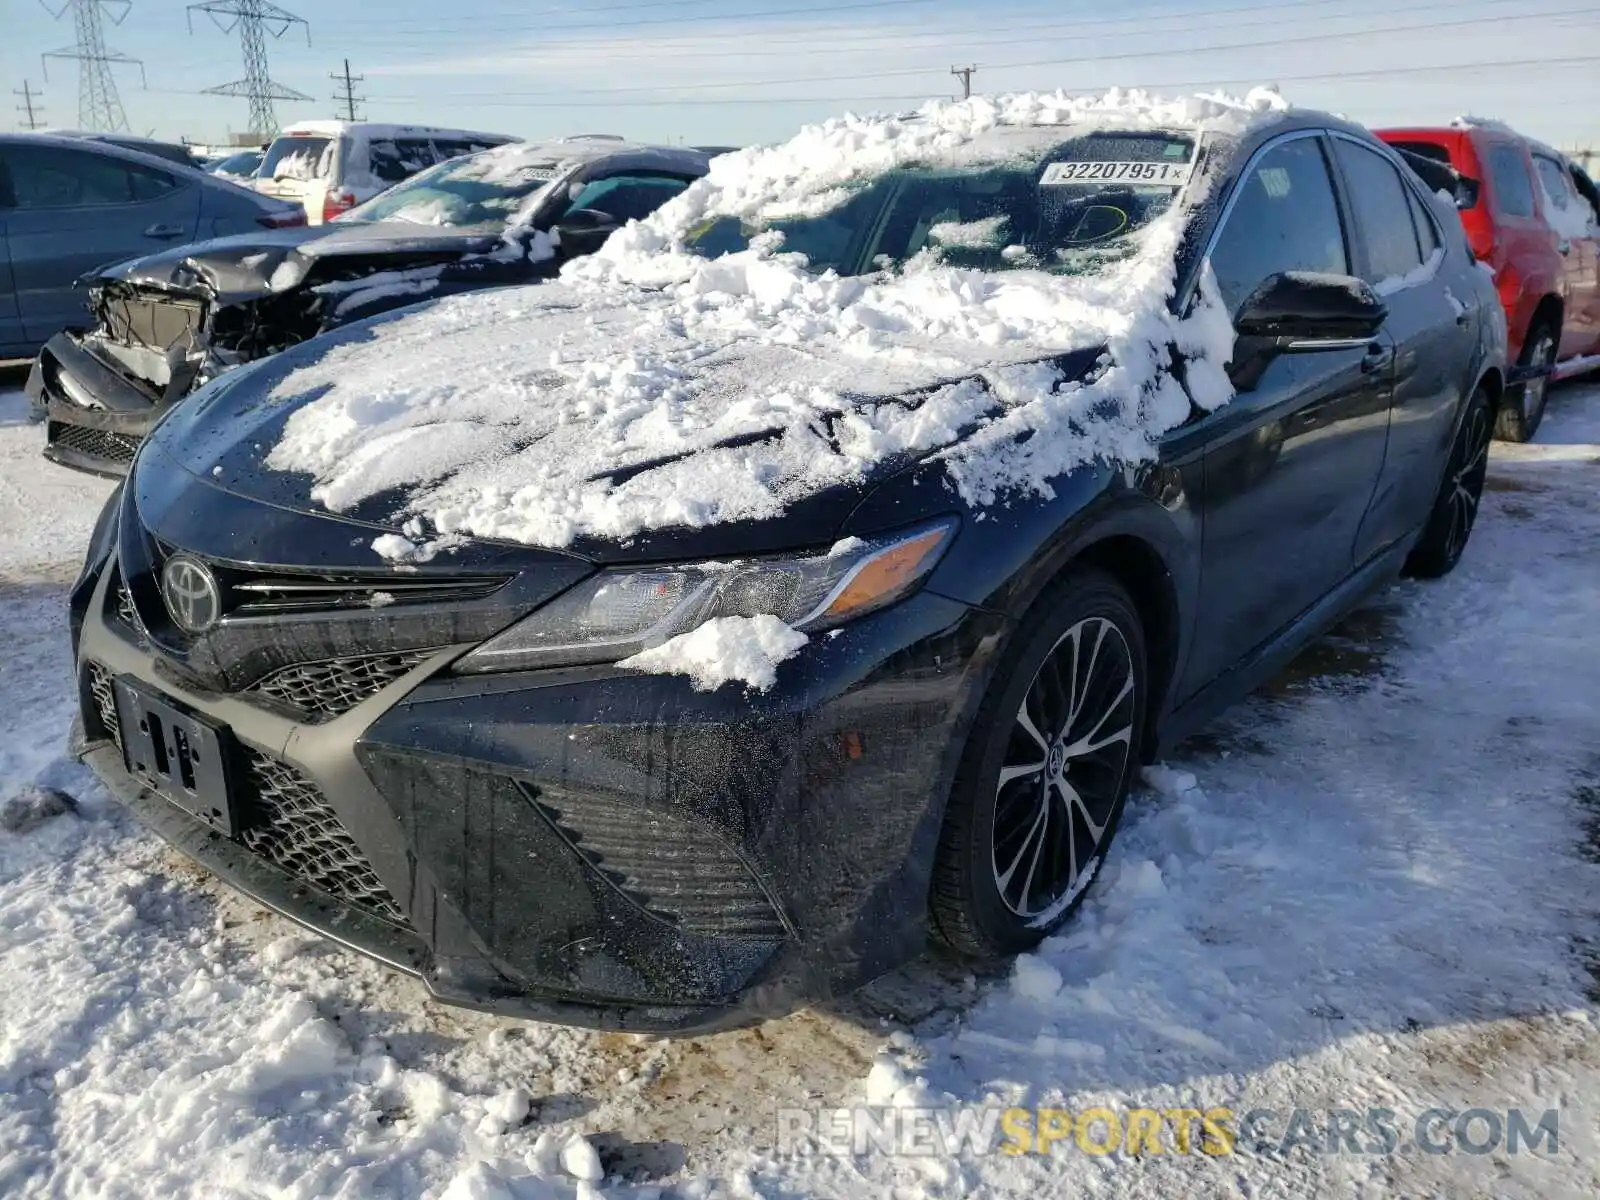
(990, 616), (1136, 921)
(1443, 400), (1492, 564)
(1523, 333), (1556, 430)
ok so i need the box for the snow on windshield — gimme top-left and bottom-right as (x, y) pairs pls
(266, 88), (1289, 555)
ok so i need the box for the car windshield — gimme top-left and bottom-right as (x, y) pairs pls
(686, 132), (1196, 277)
(341, 151), (564, 228)
(213, 151), (262, 177)
(262, 135), (335, 181)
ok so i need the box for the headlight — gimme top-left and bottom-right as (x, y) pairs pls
(455, 517), (958, 674)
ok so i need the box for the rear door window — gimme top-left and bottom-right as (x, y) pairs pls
(1331, 139), (1425, 285)
(1405, 186), (1441, 259)
(1485, 144), (1536, 218)
(3, 144), (172, 209)
(368, 139), (444, 185)
(1207, 136), (1350, 316)
(1533, 154), (1588, 235)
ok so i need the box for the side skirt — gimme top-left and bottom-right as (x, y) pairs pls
(1154, 535), (1415, 755)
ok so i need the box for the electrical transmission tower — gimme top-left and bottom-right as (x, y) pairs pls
(188, 1), (312, 139)
(331, 58), (365, 122)
(39, 0), (145, 132)
(15, 82), (47, 130)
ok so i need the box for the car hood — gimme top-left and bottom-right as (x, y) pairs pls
(92, 222), (507, 306)
(140, 301), (1108, 566)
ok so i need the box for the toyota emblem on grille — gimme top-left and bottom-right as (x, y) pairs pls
(160, 555), (222, 634)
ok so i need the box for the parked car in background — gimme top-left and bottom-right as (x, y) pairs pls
(1378, 120), (1600, 440)
(0, 133), (305, 362)
(209, 149), (266, 184)
(252, 121), (520, 224)
(69, 99), (1506, 1032)
(28, 138), (710, 475)
(52, 131), (206, 171)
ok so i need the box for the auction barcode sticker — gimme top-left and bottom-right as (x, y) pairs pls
(1040, 160), (1195, 186)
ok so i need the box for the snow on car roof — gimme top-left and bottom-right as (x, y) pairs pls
(460, 136), (710, 181)
(276, 120), (519, 142)
(265, 87), (1289, 558)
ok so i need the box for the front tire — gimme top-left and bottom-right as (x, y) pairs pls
(930, 570), (1147, 958)
(1496, 322), (1557, 443)
(1405, 386), (1492, 579)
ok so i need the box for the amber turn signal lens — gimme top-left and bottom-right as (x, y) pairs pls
(819, 527), (952, 623)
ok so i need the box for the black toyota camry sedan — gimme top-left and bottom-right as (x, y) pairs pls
(69, 96), (1506, 1032)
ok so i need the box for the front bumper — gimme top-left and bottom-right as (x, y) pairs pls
(31, 332), (167, 478)
(75, 556), (991, 1032)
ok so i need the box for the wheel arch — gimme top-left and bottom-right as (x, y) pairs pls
(1476, 364), (1505, 414)
(1063, 534), (1182, 765)
(1524, 294), (1564, 353)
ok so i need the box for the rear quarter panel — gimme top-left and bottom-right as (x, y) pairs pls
(0, 214), (24, 356)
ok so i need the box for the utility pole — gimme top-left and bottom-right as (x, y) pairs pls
(951, 65), (977, 100)
(188, 0), (312, 140)
(15, 81), (46, 130)
(331, 58), (365, 122)
(39, 0), (145, 132)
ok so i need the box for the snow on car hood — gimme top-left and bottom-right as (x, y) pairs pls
(266, 88), (1287, 557)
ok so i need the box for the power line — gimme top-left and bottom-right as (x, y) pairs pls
(15, 82), (47, 130)
(951, 65), (976, 100)
(332, 57), (365, 122)
(321, 0), (1551, 52)
(38, 0), (145, 132)
(323, 0), (936, 41)
(352, 53), (1598, 108)
(188, 0), (313, 138)
(366, 4), (1598, 100)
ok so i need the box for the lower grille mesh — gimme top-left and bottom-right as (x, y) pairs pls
(238, 751), (410, 926)
(82, 661), (408, 928)
(87, 663), (121, 748)
(49, 421), (140, 466)
(249, 650), (435, 720)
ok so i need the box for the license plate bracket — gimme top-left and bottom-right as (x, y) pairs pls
(113, 677), (240, 836)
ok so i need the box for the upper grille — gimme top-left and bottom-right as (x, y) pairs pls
(238, 751), (410, 926)
(538, 790), (787, 939)
(87, 663), (121, 748)
(249, 650), (436, 720)
(225, 573), (510, 617)
(49, 421), (140, 466)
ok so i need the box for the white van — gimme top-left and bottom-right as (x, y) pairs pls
(254, 121), (520, 224)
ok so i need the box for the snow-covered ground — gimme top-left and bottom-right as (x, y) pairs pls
(2, 365), (1598, 1198)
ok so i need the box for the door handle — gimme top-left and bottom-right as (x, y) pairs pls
(143, 223), (186, 238)
(1359, 343), (1392, 374)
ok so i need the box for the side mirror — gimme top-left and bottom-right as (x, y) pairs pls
(552, 207), (621, 254)
(1235, 271), (1387, 342)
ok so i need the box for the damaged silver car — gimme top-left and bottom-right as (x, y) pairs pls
(28, 138), (710, 476)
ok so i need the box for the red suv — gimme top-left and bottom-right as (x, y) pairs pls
(1378, 121), (1600, 441)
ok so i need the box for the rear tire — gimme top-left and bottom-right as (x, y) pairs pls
(1405, 386), (1492, 579)
(930, 570), (1147, 958)
(1495, 322), (1557, 443)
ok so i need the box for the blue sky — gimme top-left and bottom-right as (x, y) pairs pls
(4, 0), (1598, 151)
